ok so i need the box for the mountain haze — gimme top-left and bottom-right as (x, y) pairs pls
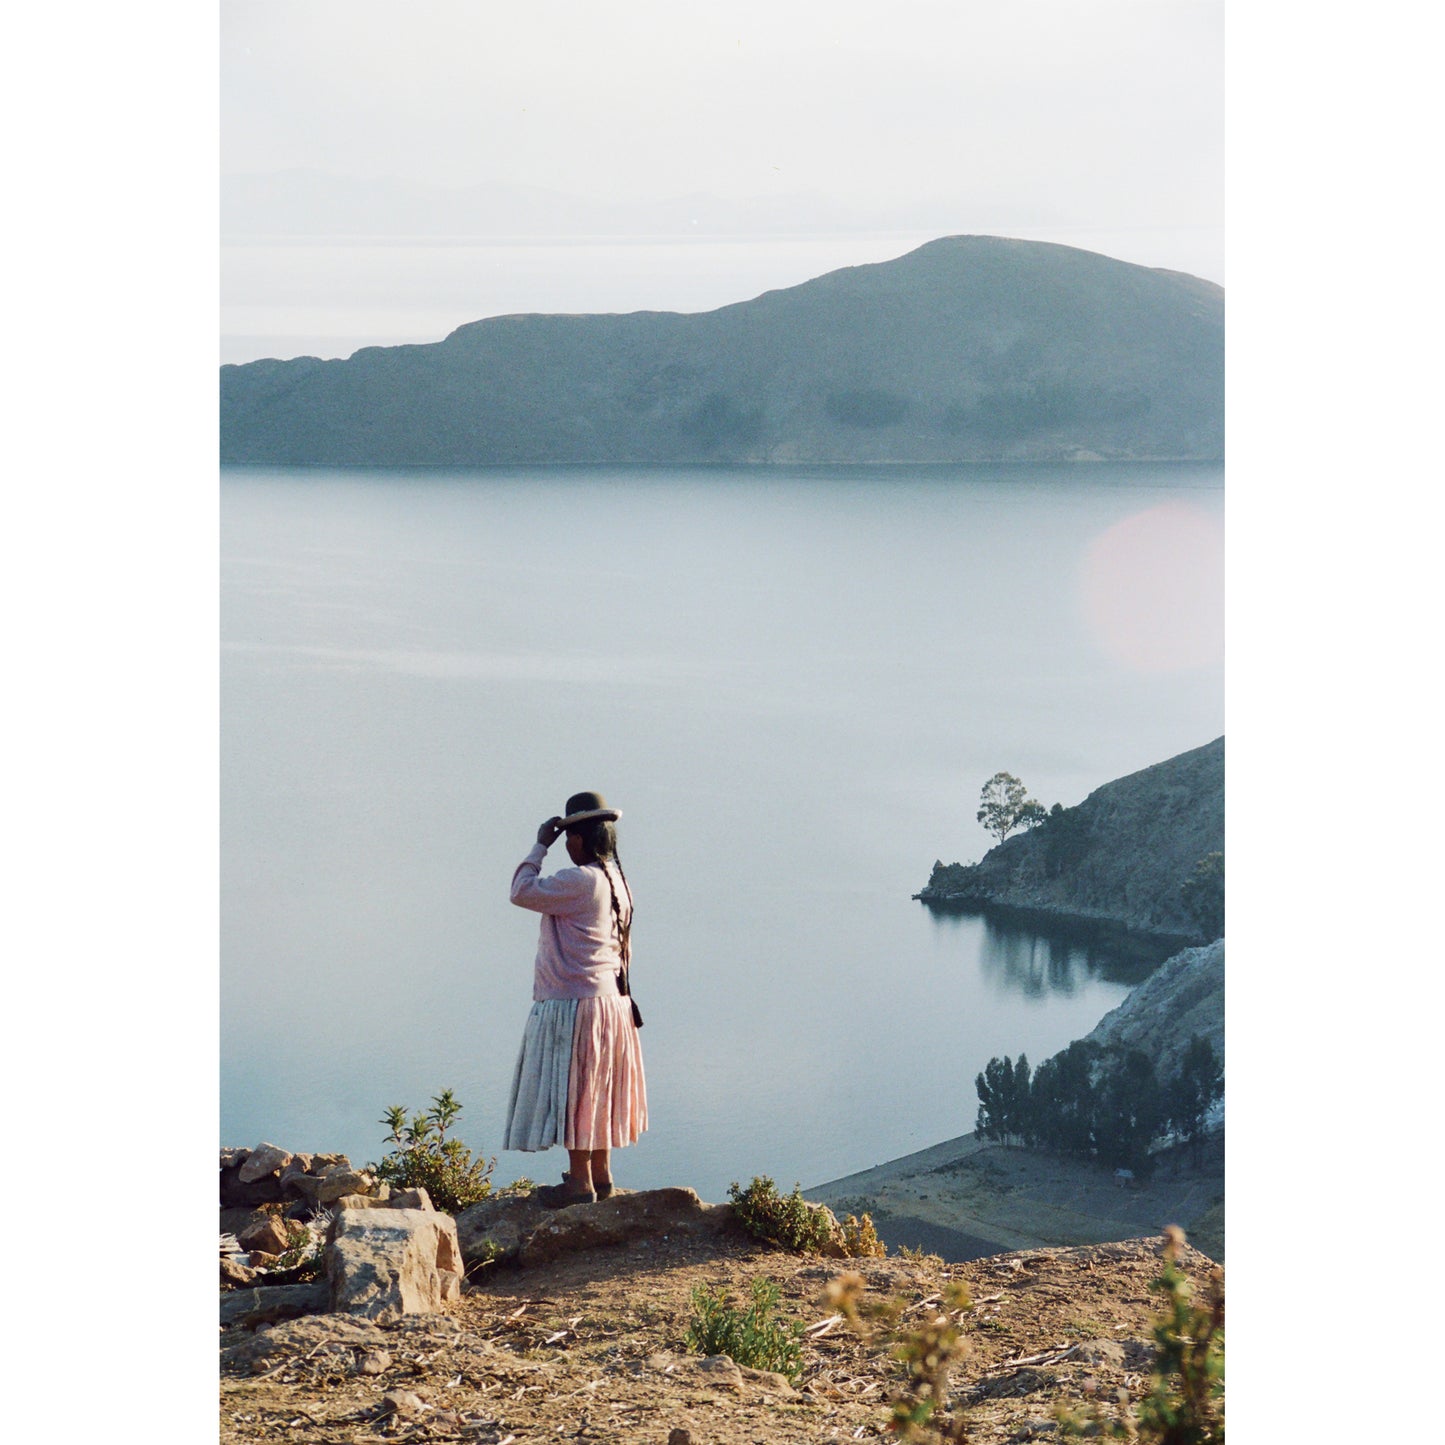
(220, 236), (1224, 467)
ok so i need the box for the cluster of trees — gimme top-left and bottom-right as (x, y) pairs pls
(974, 1035), (1223, 1175)
(976, 773), (1088, 877)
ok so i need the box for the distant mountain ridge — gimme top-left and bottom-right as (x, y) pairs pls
(219, 236), (1224, 467)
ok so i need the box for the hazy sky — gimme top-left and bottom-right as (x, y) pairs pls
(222, 0), (1221, 249)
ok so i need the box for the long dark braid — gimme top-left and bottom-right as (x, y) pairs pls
(572, 819), (632, 970)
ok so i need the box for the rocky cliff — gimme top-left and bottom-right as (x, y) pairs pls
(917, 737), (1224, 941)
(220, 235), (1224, 466)
(1082, 940), (1224, 1082)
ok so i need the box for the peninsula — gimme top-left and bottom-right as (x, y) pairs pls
(830, 741), (1227, 1263)
(220, 235), (1224, 467)
(917, 737), (1225, 945)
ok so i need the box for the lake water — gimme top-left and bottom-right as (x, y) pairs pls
(220, 463), (1223, 1201)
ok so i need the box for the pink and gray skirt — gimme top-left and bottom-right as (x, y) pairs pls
(504, 996), (648, 1152)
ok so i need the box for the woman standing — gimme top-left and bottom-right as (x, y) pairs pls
(504, 791), (647, 1207)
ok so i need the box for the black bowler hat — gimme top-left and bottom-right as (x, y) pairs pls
(560, 791), (621, 828)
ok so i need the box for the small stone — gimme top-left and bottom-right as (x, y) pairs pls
(221, 1257), (258, 1287)
(668, 1431), (693, 1445)
(238, 1142), (294, 1183)
(248, 1250), (280, 1268)
(381, 1390), (426, 1418)
(1076, 1339), (1127, 1367)
(293, 1169), (376, 1204)
(239, 1217), (292, 1256)
(387, 1188), (434, 1211)
(354, 1349), (392, 1375)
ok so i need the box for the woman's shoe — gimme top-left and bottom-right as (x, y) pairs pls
(594, 1181), (615, 1200)
(534, 1173), (597, 1209)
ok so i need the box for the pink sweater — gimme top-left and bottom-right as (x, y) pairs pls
(510, 843), (633, 1001)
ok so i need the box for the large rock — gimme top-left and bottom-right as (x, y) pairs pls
(455, 1195), (552, 1268)
(327, 1208), (463, 1318)
(456, 1187), (732, 1271)
(520, 1187), (725, 1267)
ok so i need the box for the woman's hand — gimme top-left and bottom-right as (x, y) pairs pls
(536, 816), (564, 847)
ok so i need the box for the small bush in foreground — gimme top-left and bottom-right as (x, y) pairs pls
(829, 1271), (974, 1442)
(728, 1176), (885, 1257)
(1057, 1226), (1224, 1443)
(370, 1089), (495, 1214)
(685, 1277), (803, 1382)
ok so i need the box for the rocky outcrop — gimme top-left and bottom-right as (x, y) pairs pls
(221, 1144), (374, 1210)
(917, 737), (1223, 942)
(219, 1179), (742, 1339)
(220, 236), (1224, 466)
(455, 1187), (733, 1271)
(1081, 940), (1224, 1081)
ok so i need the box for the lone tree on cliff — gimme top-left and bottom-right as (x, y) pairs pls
(977, 772), (1048, 844)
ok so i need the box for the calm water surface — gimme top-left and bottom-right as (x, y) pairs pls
(220, 464), (1223, 1199)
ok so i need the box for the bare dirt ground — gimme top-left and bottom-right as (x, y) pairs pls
(220, 1216), (1220, 1445)
(812, 1133), (1225, 1268)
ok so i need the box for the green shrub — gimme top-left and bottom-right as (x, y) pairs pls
(685, 1277), (803, 1382)
(727, 1176), (885, 1257)
(270, 1218), (326, 1281)
(1058, 1226), (1224, 1442)
(369, 1089), (495, 1214)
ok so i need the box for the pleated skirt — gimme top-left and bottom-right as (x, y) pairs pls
(504, 995), (648, 1151)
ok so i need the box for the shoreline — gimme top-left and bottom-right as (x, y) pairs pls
(809, 1130), (990, 1197)
(807, 1129), (1224, 1265)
